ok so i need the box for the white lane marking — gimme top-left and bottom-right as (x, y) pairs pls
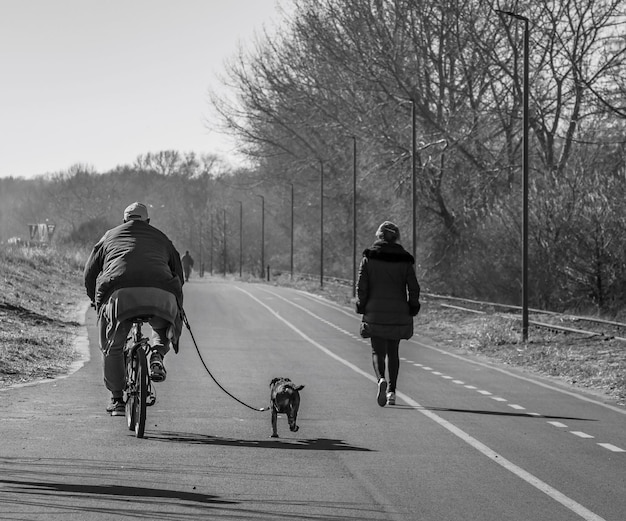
(477, 390), (492, 395)
(295, 291), (626, 417)
(242, 286), (608, 521)
(508, 404), (526, 410)
(491, 397), (508, 402)
(441, 375), (453, 380)
(432, 371), (442, 376)
(571, 432), (594, 439)
(465, 385), (477, 390)
(452, 380), (465, 385)
(422, 366), (433, 370)
(548, 422), (568, 428)
(528, 412), (541, 416)
(597, 443), (625, 453)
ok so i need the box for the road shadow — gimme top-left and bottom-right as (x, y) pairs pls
(0, 478), (236, 505)
(390, 404), (596, 421)
(147, 431), (373, 451)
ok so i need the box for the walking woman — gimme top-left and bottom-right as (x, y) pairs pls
(356, 221), (421, 406)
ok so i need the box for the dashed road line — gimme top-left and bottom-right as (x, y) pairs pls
(597, 443), (625, 453)
(245, 286), (611, 521)
(263, 287), (625, 458)
(571, 432), (594, 439)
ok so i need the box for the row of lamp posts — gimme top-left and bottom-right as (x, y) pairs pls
(200, 9), (529, 339)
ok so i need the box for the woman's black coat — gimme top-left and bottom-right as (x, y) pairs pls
(356, 241), (421, 340)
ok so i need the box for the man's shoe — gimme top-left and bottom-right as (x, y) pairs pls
(106, 397), (125, 416)
(377, 378), (387, 407)
(149, 351), (167, 383)
(386, 392), (396, 406)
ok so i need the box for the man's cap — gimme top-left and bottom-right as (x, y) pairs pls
(123, 202), (149, 222)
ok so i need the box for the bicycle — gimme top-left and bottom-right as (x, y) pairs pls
(124, 317), (157, 438)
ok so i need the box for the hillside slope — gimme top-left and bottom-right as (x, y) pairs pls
(0, 247), (86, 387)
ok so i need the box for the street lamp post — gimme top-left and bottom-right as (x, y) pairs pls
(497, 9), (530, 341)
(289, 183), (294, 280)
(223, 208), (227, 277)
(352, 136), (358, 298)
(411, 99), (417, 262)
(256, 195), (265, 279)
(209, 210), (214, 275)
(237, 201), (243, 277)
(320, 160), (324, 288)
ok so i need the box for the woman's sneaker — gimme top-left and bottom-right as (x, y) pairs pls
(377, 378), (388, 407)
(386, 392), (396, 406)
(106, 397), (125, 416)
(149, 351), (167, 382)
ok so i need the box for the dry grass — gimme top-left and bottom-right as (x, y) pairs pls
(415, 300), (625, 405)
(0, 246), (86, 387)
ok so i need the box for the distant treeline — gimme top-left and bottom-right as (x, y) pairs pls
(3, 0), (626, 314)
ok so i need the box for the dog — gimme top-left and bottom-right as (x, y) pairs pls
(269, 377), (304, 438)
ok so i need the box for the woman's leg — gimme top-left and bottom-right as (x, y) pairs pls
(386, 339), (400, 393)
(370, 336), (387, 381)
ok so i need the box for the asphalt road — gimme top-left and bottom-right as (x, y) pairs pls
(1, 279), (625, 521)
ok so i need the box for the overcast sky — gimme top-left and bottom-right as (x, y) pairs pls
(0, 0), (285, 178)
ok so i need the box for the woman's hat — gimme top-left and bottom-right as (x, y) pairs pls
(376, 221), (400, 241)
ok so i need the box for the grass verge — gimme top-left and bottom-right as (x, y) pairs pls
(0, 245), (87, 388)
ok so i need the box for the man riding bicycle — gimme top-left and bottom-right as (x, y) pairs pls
(84, 202), (184, 416)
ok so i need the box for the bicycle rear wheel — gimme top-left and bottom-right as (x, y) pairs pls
(125, 350), (136, 431)
(125, 345), (148, 438)
(133, 347), (149, 438)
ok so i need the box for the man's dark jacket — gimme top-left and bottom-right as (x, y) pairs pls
(356, 241), (421, 340)
(84, 220), (184, 310)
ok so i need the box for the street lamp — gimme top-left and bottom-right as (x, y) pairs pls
(352, 136), (358, 298)
(496, 9), (530, 341)
(237, 201), (243, 277)
(222, 208), (227, 277)
(320, 160), (324, 288)
(411, 99), (417, 262)
(256, 195), (265, 279)
(209, 210), (214, 275)
(288, 183), (294, 280)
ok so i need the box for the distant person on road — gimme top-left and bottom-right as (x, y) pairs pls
(181, 250), (194, 282)
(356, 221), (420, 407)
(84, 202), (184, 416)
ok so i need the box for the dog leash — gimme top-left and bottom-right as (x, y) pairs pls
(181, 308), (270, 412)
